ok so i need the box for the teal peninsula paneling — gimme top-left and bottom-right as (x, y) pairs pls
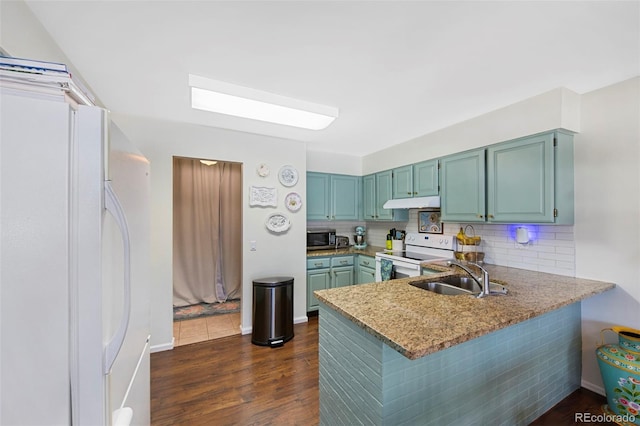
(319, 302), (581, 425)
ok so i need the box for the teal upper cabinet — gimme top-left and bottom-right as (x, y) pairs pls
(392, 160), (439, 199)
(392, 165), (413, 199)
(331, 174), (360, 220)
(441, 130), (574, 224)
(362, 171), (408, 221)
(441, 149), (486, 222)
(376, 170), (394, 220)
(307, 172), (331, 220)
(487, 131), (574, 224)
(413, 159), (439, 196)
(362, 174), (376, 220)
(307, 172), (360, 221)
(487, 133), (553, 223)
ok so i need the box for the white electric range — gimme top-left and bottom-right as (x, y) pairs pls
(375, 232), (456, 280)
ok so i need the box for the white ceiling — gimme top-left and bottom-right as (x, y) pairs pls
(25, 1), (640, 156)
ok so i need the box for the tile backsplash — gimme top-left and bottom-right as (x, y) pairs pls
(309, 209), (576, 277)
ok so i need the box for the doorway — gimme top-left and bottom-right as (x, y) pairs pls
(171, 157), (242, 345)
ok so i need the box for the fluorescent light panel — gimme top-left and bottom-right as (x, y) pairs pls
(189, 74), (338, 130)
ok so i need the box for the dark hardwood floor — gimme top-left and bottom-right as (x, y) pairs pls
(151, 315), (614, 425)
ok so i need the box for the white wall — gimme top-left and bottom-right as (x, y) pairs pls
(363, 87), (581, 174)
(573, 77), (640, 393)
(0, 0), (99, 106)
(306, 149), (362, 175)
(112, 114), (308, 350)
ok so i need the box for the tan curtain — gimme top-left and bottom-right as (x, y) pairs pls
(173, 158), (242, 307)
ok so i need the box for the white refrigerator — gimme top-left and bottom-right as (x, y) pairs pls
(0, 77), (151, 425)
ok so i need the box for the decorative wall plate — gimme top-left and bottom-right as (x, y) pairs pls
(278, 165), (298, 187)
(284, 192), (302, 212)
(249, 186), (277, 207)
(265, 212), (291, 233)
(257, 163), (270, 177)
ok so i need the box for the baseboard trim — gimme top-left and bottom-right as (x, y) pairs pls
(240, 315), (309, 336)
(581, 379), (605, 396)
(150, 338), (174, 353)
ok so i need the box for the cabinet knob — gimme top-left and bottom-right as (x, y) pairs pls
(363, 261), (370, 265)
(326, 215), (330, 219)
(407, 192), (412, 195)
(413, 192), (418, 195)
(488, 214), (494, 219)
(340, 260), (347, 265)
(477, 214), (484, 219)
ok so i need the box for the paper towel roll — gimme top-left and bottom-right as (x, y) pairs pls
(391, 239), (403, 251)
(516, 227), (529, 244)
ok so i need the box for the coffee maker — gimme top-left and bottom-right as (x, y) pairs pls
(353, 226), (367, 249)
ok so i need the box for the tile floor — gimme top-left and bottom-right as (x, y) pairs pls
(173, 312), (241, 347)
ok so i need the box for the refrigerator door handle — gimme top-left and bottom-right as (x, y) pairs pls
(103, 180), (132, 374)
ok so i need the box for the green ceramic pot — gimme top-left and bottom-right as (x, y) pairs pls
(596, 326), (640, 425)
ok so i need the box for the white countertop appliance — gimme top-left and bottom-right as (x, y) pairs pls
(1, 61), (150, 426)
(375, 233), (456, 281)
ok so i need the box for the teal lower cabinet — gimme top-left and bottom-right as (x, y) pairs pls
(307, 255), (355, 312)
(318, 302), (581, 425)
(421, 266), (441, 275)
(356, 255), (376, 284)
(330, 256), (354, 288)
(306, 257), (331, 312)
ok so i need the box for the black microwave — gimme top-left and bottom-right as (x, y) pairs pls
(307, 228), (336, 250)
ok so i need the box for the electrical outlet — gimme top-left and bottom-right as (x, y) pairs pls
(250, 240), (257, 251)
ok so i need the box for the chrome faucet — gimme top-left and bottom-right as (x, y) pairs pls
(447, 260), (491, 298)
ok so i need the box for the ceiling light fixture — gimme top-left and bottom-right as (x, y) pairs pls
(189, 74), (338, 130)
(200, 160), (217, 166)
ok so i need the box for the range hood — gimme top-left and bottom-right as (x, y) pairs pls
(382, 196), (440, 210)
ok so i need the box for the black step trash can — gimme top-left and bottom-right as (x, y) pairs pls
(251, 276), (294, 347)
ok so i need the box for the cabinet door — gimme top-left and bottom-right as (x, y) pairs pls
(307, 172), (330, 220)
(413, 159), (439, 196)
(392, 165), (413, 199)
(331, 266), (354, 288)
(307, 269), (330, 311)
(375, 170), (394, 220)
(331, 175), (359, 220)
(441, 149), (486, 222)
(357, 255), (375, 285)
(357, 266), (376, 284)
(362, 174), (376, 220)
(487, 133), (554, 223)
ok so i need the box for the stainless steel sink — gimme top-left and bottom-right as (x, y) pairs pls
(410, 280), (478, 296)
(436, 275), (481, 292)
(409, 275), (508, 296)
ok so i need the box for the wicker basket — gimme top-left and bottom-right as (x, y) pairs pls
(454, 251), (485, 262)
(456, 225), (481, 246)
(456, 236), (481, 245)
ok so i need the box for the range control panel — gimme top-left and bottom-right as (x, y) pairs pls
(404, 233), (456, 250)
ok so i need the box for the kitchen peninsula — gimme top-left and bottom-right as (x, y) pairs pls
(314, 264), (614, 425)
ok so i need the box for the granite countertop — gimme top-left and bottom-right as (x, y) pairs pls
(314, 262), (615, 360)
(307, 245), (385, 258)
